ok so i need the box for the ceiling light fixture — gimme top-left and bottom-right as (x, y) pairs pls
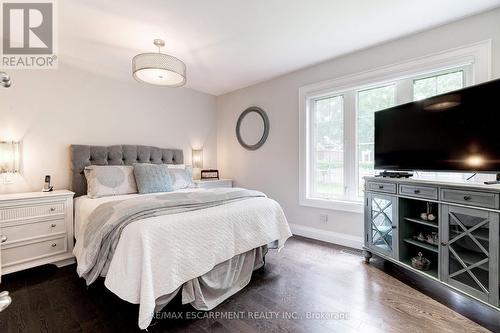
(132, 39), (186, 87)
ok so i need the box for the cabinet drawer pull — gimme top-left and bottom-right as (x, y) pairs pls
(378, 185), (384, 189)
(441, 242), (448, 246)
(0, 235), (7, 243)
(391, 225), (397, 229)
(51, 243), (57, 247)
(414, 189), (420, 194)
(50, 207), (56, 212)
(463, 195), (471, 201)
(51, 223), (57, 228)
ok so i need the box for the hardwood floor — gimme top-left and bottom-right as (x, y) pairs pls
(0, 236), (497, 332)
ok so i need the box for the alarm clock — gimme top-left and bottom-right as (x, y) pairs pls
(201, 169), (219, 180)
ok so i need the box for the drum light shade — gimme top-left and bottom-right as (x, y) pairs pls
(132, 39), (186, 87)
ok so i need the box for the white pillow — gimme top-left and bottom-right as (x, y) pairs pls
(84, 165), (138, 198)
(166, 164), (194, 190)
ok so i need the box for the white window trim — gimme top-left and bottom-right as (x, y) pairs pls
(299, 40), (492, 214)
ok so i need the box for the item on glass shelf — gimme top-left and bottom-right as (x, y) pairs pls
(415, 232), (425, 242)
(426, 202), (436, 220)
(426, 232), (439, 245)
(420, 213), (428, 220)
(411, 252), (431, 271)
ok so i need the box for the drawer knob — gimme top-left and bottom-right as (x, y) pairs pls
(378, 185), (384, 189)
(463, 195), (471, 201)
(50, 207), (56, 212)
(51, 224), (57, 228)
(51, 243), (57, 247)
(0, 235), (7, 243)
(391, 225), (397, 229)
(414, 189), (420, 194)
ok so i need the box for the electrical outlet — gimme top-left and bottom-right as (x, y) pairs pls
(319, 214), (328, 224)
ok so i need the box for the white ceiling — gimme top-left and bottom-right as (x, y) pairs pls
(61, 0), (500, 96)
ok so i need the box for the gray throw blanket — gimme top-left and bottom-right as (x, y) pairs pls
(77, 188), (265, 285)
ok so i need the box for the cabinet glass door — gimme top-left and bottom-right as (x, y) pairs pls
(367, 194), (397, 258)
(442, 205), (499, 305)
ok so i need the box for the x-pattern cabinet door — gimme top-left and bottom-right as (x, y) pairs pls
(366, 193), (398, 259)
(441, 205), (499, 306)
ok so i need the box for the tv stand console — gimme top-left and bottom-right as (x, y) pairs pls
(363, 176), (500, 309)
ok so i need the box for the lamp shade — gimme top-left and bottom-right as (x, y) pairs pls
(192, 149), (203, 169)
(0, 141), (20, 173)
(132, 39), (186, 87)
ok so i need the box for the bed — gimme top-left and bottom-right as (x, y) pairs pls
(70, 145), (292, 329)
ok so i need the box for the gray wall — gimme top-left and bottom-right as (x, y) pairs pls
(216, 8), (500, 245)
(0, 63), (217, 194)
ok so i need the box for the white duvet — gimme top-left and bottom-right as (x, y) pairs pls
(73, 188), (292, 329)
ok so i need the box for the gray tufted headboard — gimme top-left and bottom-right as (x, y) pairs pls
(71, 145), (184, 197)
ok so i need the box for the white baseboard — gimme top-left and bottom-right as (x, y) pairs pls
(289, 223), (363, 249)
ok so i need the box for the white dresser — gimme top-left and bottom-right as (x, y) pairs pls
(0, 190), (75, 276)
(194, 179), (233, 188)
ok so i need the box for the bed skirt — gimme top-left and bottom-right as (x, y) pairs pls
(150, 245), (268, 325)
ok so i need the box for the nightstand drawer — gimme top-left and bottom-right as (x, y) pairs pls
(399, 184), (438, 200)
(366, 181), (396, 194)
(0, 202), (65, 223)
(440, 188), (499, 209)
(2, 236), (67, 267)
(1, 218), (66, 244)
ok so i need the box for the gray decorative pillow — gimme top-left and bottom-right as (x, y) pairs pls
(84, 165), (138, 198)
(133, 163), (173, 194)
(167, 165), (194, 190)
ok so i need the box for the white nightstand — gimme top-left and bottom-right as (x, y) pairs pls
(0, 190), (75, 276)
(194, 179), (233, 189)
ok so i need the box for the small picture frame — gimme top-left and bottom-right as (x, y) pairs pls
(201, 169), (219, 180)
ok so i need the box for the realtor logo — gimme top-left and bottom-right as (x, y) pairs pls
(1, 1), (57, 68)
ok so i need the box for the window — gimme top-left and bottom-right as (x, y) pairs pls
(412, 69), (471, 182)
(357, 85), (396, 197)
(413, 70), (464, 100)
(300, 41), (491, 213)
(311, 95), (344, 199)
(307, 68), (470, 204)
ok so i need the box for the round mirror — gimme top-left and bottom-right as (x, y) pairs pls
(236, 106), (269, 150)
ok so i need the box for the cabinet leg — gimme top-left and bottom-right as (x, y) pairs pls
(362, 250), (372, 264)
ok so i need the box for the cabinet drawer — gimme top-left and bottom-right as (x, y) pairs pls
(440, 188), (499, 209)
(1, 218), (66, 244)
(2, 236), (67, 266)
(399, 184), (438, 200)
(366, 181), (396, 194)
(0, 202), (64, 223)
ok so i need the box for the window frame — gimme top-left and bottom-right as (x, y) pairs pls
(299, 40), (491, 214)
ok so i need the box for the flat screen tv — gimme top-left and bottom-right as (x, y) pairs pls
(375, 78), (500, 172)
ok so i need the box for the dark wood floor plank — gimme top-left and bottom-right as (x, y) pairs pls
(0, 236), (496, 333)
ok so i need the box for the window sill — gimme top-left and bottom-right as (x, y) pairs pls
(299, 197), (364, 214)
